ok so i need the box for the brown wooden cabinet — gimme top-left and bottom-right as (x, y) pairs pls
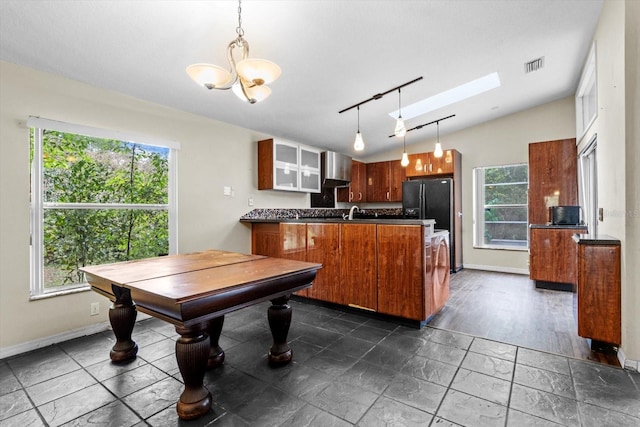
(251, 222), (338, 300)
(249, 221), (450, 323)
(377, 225), (424, 319)
(575, 235), (621, 346)
(366, 160), (404, 202)
(529, 226), (587, 287)
(528, 139), (578, 225)
(337, 160), (366, 203)
(339, 223), (377, 310)
(305, 223), (340, 302)
(405, 149), (458, 178)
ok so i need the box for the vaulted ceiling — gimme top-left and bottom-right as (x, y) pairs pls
(0, 0), (603, 156)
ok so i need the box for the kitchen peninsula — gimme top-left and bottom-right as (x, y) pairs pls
(241, 208), (451, 326)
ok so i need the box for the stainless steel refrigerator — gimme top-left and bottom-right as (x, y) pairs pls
(402, 178), (457, 272)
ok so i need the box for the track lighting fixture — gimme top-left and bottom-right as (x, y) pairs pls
(354, 106), (365, 151)
(401, 136), (409, 167)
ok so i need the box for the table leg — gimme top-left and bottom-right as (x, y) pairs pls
(175, 325), (212, 420)
(109, 285), (138, 363)
(267, 295), (293, 366)
(206, 316), (225, 369)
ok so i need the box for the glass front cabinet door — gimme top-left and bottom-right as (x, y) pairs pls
(259, 138), (321, 193)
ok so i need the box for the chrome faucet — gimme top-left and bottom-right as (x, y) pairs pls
(348, 205), (360, 220)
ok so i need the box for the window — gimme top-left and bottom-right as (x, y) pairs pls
(578, 135), (597, 234)
(474, 164), (528, 249)
(576, 42), (597, 140)
(29, 118), (179, 298)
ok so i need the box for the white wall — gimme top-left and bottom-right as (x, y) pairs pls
(577, 0), (639, 365)
(0, 61), (307, 351)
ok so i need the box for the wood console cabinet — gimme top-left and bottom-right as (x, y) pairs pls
(574, 235), (621, 346)
(529, 225), (587, 287)
(366, 160), (404, 202)
(336, 160), (366, 203)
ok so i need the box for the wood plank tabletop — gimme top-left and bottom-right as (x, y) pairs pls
(81, 249), (322, 303)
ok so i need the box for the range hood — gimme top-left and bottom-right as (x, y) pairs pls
(321, 151), (352, 188)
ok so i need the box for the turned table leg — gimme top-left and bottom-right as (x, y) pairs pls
(206, 316), (225, 369)
(108, 285), (138, 363)
(267, 295), (293, 366)
(175, 324), (212, 420)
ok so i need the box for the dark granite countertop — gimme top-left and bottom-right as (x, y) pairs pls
(572, 234), (621, 245)
(239, 208), (438, 227)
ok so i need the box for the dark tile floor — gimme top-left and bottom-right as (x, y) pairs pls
(2, 299), (640, 426)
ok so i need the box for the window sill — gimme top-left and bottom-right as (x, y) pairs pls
(30, 284), (92, 301)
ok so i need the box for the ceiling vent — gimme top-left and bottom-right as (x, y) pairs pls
(525, 57), (545, 73)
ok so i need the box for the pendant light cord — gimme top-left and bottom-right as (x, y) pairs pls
(398, 88), (402, 119)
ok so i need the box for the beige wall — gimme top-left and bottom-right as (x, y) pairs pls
(0, 61), (308, 352)
(359, 96), (577, 274)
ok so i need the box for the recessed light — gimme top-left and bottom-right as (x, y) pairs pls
(389, 72), (501, 121)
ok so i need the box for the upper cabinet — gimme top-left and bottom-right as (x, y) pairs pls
(406, 149), (459, 178)
(366, 160), (404, 202)
(258, 138), (321, 193)
(337, 160), (366, 203)
(528, 139), (577, 225)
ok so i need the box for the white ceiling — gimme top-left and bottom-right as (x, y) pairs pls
(0, 0), (603, 157)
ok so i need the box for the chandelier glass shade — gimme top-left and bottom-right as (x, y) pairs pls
(186, 0), (280, 104)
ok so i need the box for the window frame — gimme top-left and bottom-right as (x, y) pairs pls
(473, 163), (529, 251)
(28, 117), (179, 299)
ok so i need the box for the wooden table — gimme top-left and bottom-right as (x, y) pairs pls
(80, 249), (320, 420)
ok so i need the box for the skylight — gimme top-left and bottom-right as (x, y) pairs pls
(389, 72), (501, 120)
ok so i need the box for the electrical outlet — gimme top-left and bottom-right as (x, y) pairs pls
(248, 196), (254, 206)
(90, 302), (100, 316)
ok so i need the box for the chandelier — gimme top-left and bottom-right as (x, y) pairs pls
(186, 0), (281, 104)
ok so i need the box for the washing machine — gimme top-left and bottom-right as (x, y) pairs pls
(431, 231), (451, 314)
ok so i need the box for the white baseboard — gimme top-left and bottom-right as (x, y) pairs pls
(0, 322), (111, 360)
(0, 312), (152, 360)
(462, 264), (529, 276)
(617, 347), (639, 372)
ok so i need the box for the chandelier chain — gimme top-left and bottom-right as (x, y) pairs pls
(236, 0), (244, 38)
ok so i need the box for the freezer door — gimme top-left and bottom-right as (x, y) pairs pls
(423, 178), (452, 229)
(402, 180), (423, 218)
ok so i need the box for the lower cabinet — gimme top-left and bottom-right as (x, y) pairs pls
(575, 235), (621, 346)
(250, 222), (450, 322)
(377, 225), (424, 320)
(339, 223), (377, 311)
(306, 223), (340, 303)
(529, 226), (587, 287)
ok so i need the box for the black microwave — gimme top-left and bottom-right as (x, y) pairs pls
(550, 206), (581, 225)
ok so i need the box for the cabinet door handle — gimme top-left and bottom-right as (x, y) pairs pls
(358, 192), (363, 201)
(386, 191), (390, 200)
(350, 191), (354, 201)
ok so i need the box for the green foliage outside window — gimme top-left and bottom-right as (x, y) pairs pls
(35, 130), (169, 288)
(482, 164), (528, 246)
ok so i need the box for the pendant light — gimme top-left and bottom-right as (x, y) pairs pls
(354, 106), (365, 151)
(186, 0), (281, 104)
(434, 120), (443, 158)
(401, 136), (409, 167)
(394, 88), (407, 137)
